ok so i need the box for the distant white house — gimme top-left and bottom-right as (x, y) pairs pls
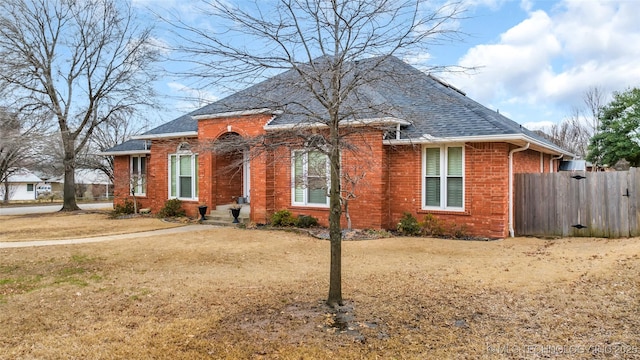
(0, 168), (43, 201)
(48, 169), (112, 199)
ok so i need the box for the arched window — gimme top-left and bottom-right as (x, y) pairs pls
(177, 142), (191, 153)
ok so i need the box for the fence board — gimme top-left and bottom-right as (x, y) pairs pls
(515, 169), (639, 238)
(630, 168), (640, 237)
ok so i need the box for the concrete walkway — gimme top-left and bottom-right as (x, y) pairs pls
(0, 225), (206, 249)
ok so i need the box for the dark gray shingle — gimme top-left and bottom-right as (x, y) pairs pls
(136, 55), (555, 147)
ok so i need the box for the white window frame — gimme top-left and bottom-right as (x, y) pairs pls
(130, 155), (147, 196)
(291, 149), (330, 207)
(422, 144), (465, 211)
(168, 150), (199, 201)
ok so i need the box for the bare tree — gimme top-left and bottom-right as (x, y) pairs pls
(0, 0), (160, 211)
(0, 108), (42, 203)
(537, 86), (607, 160)
(171, 0), (465, 306)
(78, 113), (149, 183)
(536, 109), (591, 158)
(583, 86), (606, 136)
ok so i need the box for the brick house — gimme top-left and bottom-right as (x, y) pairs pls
(104, 56), (572, 238)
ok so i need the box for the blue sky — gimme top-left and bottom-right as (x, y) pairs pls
(135, 0), (640, 131)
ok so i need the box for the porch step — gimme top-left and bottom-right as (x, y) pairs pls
(200, 204), (250, 227)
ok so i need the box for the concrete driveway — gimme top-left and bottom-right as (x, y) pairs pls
(0, 202), (113, 216)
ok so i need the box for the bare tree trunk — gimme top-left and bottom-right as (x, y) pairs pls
(132, 190), (138, 214)
(328, 142), (343, 307)
(61, 134), (80, 211)
(344, 200), (352, 230)
(327, 89), (343, 307)
(2, 181), (9, 203)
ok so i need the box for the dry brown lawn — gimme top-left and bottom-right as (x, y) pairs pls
(0, 213), (639, 359)
(0, 212), (182, 242)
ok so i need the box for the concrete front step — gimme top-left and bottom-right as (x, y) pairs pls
(200, 206), (249, 227)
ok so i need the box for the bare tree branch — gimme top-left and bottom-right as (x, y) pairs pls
(167, 0), (468, 307)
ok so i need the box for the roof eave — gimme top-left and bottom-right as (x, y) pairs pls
(99, 150), (152, 156)
(384, 134), (575, 157)
(132, 131), (198, 140)
(193, 108), (281, 120)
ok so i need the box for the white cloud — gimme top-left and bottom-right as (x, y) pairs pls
(166, 82), (219, 112)
(519, 0), (533, 12)
(446, 0), (640, 124)
(522, 120), (554, 131)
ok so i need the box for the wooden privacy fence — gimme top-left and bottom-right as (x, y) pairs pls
(515, 168), (640, 238)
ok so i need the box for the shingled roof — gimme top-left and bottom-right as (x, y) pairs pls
(120, 55), (569, 155)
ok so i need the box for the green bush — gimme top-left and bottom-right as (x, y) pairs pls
(396, 212), (421, 236)
(420, 214), (445, 237)
(420, 214), (468, 239)
(297, 214), (319, 228)
(271, 210), (298, 227)
(113, 199), (135, 216)
(157, 199), (186, 218)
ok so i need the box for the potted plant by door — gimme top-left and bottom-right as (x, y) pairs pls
(229, 203), (242, 223)
(198, 203), (208, 221)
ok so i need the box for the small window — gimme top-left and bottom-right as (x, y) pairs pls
(26, 184), (34, 192)
(130, 155), (147, 196)
(423, 145), (464, 210)
(169, 153), (198, 200)
(292, 150), (329, 207)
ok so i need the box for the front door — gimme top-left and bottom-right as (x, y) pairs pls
(243, 150), (250, 203)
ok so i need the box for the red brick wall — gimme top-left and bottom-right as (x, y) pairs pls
(384, 143), (553, 239)
(197, 114), (273, 222)
(266, 129), (387, 229)
(111, 116), (555, 238)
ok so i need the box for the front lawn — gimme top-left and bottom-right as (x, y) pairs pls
(0, 222), (639, 358)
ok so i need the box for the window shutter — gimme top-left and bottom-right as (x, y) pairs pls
(425, 148), (440, 176)
(425, 178), (441, 207)
(447, 147), (462, 176)
(425, 148), (441, 206)
(294, 153), (304, 202)
(446, 147), (463, 207)
(446, 178), (463, 207)
(194, 155), (199, 197)
(140, 157), (146, 175)
(179, 177), (192, 198)
(170, 155), (176, 197)
(179, 156), (191, 175)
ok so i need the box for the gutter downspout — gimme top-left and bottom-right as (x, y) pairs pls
(508, 142), (530, 237)
(550, 154), (563, 173)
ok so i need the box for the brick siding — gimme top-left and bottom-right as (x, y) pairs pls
(111, 114), (555, 238)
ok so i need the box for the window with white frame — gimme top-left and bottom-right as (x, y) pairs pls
(423, 145), (464, 210)
(169, 149), (198, 200)
(292, 150), (329, 207)
(130, 155), (147, 196)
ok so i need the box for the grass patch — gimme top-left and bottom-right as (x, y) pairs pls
(0, 255), (103, 297)
(0, 265), (19, 274)
(71, 254), (92, 263)
(129, 288), (153, 302)
(0, 212), (182, 242)
(0, 228), (639, 358)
